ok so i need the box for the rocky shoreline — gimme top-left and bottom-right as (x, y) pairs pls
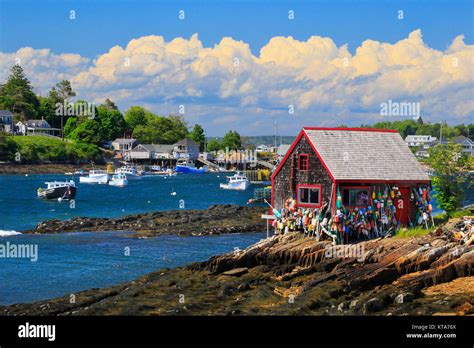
(23, 204), (268, 237)
(4, 215), (473, 316)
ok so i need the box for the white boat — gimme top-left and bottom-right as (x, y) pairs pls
(115, 165), (142, 179)
(79, 170), (109, 184)
(109, 173), (128, 187)
(219, 172), (250, 191)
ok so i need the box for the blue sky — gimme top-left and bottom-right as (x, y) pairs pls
(0, 0), (473, 136)
(1, 0), (472, 56)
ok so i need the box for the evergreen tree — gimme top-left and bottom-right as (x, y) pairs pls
(0, 64), (39, 119)
(188, 124), (206, 151)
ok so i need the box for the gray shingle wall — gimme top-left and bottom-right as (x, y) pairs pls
(304, 129), (430, 181)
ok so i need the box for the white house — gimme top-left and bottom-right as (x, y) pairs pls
(405, 135), (437, 149)
(453, 136), (474, 156)
(16, 119), (61, 137)
(255, 144), (269, 153)
(112, 138), (138, 152)
(130, 144), (174, 160)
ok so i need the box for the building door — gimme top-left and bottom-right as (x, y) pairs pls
(395, 187), (412, 226)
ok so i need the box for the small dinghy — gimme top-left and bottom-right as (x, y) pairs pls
(37, 181), (77, 200)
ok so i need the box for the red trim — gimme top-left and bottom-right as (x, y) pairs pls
(296, 184), (322, 208)
(298, 154), (309, 171)
(302, 127), (399, 133)
(271, 130), (305, 181)
(302, 130), (336, 182)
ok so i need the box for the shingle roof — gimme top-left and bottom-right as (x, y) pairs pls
(303, 128), (430, 182)
(174, 138), (199, 147)
(0, 110), (13, 117)
(113, 138), (136, 144)
(26, 119), (51, 128)
(140, 144), (174, 153)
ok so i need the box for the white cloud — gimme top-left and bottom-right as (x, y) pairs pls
(0, 30), (472, 135)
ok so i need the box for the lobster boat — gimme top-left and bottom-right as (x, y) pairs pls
(37, 181), (77, 200)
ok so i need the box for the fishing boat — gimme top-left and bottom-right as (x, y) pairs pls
(108, 173), (128, 187)
(79, 169), (109, 184)
(219, 172), (250, 191)
(115, 165), (142, 179)
(175, 159), (207, 174)
(37, 180), (77, 200)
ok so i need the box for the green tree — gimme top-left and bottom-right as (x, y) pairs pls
(63, 117), (79, 138)
(49, 80), (76, 104)
(96, 105), (127, 141)
(0, 64), (39, 119)
(132, 114), (188, 144)
(428, 143), (470, 216)
(37, 96), (56, 127)
(68, 119), (102, 145)
(125, 106), (149, 130)
(221, 130), (242, 150)
(188, 124), (205, 151)
(103, 98), (118, 110)
(0, 132), (18, 161)
(207, 138), (221, 152)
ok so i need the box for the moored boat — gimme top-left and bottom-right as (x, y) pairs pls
(115, 165), (142, 179)
(108, 173), (128, 187)
(219, 172), (250, 191)
(79, 170), (109, 184)
(37, 180), (77, 200)
(175, 159), (207, 174)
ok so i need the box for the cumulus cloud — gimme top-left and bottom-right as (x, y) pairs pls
(0, 30), (472, 134)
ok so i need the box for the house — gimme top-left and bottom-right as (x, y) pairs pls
(130, 144), (174, 160)
(173, 138), (200, 160)
(16, 119), (61, 136)
(405, 135), (437, 149)
(271, 127), (430, 226)
(276, 144), (291, 160)
(256, 144), (269, 153)
(112, 138), (138, 152)
(453, 135), (474, 156)
(0, 110), (14, 133)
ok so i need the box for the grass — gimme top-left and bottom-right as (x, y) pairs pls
(11, 135), (101, 163)
(395, 208), (472, 239)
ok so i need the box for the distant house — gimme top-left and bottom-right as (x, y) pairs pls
(0, 110), (14, 134)
(256, 144), (269, 153)
(16, 119), (60, 136)
(276, 144), (291, 160)
(130, 144), (174, 160)
(173, 138), (200, 160)
(453, 135), (474, 156)
(112, 138), (138, 152)
(405, 135), (437, 149)
(272, 127), (430, 226)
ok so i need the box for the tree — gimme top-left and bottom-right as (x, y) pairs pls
(125, 106), (149, 130)
(132, 114), (188, 144)
(0, 64), (39, 119)
(37, 96), (57, 127)
(188, 124), (205, 151)
(96, 105), (127, 141)
(49, 80), (76, 104)
(207, 138), (221, 152)
(428, 143), (470, 216)
(221, 130), (242, 150)
(0, 132), (17, 161)
(103, 98), (118, 110)
(68, 119), (102, 145)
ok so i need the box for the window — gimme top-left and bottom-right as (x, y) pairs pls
(297, 185), (321, 207)
(298, 154), (309, 170)
(342, 187), (370, 206)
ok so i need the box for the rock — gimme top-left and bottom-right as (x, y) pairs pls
(363, 297), (383, 314)
(222, 268), (249, 277)
(237, 282), (251, 292)
(349, 300), (359, 309)
(394, 292), (414, 304)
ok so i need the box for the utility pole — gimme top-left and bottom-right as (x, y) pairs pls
(439, 121), (443, 144)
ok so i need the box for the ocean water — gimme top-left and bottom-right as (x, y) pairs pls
(0, 231), (266, 305)
(0, 173), (265, 305)
(0, 173), (255, 231)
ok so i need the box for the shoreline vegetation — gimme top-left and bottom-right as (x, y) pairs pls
(2, 214), (472, 315)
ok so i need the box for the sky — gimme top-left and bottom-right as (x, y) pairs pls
(0, 0), (473, 136)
